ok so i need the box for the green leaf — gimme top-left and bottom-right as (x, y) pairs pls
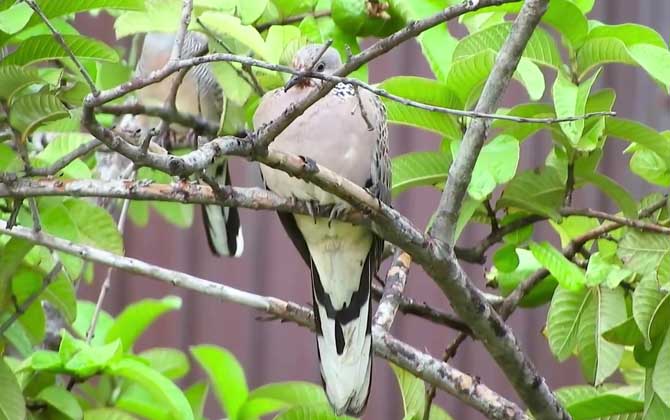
(0, 238), (33, 305)
(389, 0), (457, 81)
(274, 404), (356, 420)
(191, 344), (248, 419)
(489, 248), (557, 308)
(547, 286), (590, 360)
(493, 244), (520, 273)
(585, 252), (633, 288)
(72, 300), (114, 346)
(238, 0), (269, 24)
(198, 12), (271, 60)
(467, 134), (519, 200)
(557, 386), (644, 419)
(185, 382), (208, 419)
(645, 367), (670, 419)
(63, 199), (123, 254)
(9, 93), (69, 140)
(2, 34), (118, 66)
(114, 0), (180, 37)
(36, 385), (83, 419)
(632, 276), (666, 347)
(606, 118), (670, 164)
(629, 44), (670, 92)
(530, 242), (587, 290)
(0, 2), (33, 34)
(139, 348), (189, 380)
(34, 134), (93, 179)
(630, 148), (670, 187)
(43, 274), (77, 324)
(653, 327), (670, 406)
(106, 296), (182, 351)
(446, 50), (545, 106)
(264, 24), (303, 65)
(379, 76), (461, 139)
(83, 408), (138, 420)
(31, 350), (63, 372)
(0, 65), (41, 100)
(106, 358), (193, 420)
(603, 317), (644, 346)
(65, 340), (123, 377)
(618, 230), (670, 279)
(391, 363), (425, 418)
(552, 68), (601, 145)
(577, 286), (626, 385)
(210, 62), (253, 107)
(238, 381), (328, 420)
(576, 170), (637, 218)
(0, 357), (25, 420)
(391, 151), (451, 197)
(115, 383), (171, 420)
(498, 167), (565, 219)
(453, 23), (561, 69)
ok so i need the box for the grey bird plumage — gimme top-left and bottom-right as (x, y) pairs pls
(255, 45), (390, 416)
(128, 32), (243, 257)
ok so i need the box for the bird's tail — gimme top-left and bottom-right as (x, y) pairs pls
(311, 244), (378, 417)
(202, 161), (244, 257)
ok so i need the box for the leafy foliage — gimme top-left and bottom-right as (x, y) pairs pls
(0, 0), (669, 419)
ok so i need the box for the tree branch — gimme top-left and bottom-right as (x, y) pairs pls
(373, 251), (412, 331)
(0, 220), (528, 420)
(429, 0), (550, 246)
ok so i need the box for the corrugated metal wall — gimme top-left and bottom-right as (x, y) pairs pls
(75, 2), (670, 418)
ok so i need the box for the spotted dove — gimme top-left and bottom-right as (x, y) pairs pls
(255, 44), (390, 416)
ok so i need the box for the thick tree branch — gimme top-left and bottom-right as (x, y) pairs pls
(430, 0), (550, 246)
(0, 220), (528, 420)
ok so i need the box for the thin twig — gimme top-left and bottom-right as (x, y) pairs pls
(27, 139), (102, 177)
(0, 263), (63, 335)
(23, 0), (98, 95)
(373, 252), (412, 331)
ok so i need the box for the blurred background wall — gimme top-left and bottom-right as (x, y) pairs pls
(75, 1), (670, 418)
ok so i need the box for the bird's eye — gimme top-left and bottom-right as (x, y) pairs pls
(316, 62), (326, 72)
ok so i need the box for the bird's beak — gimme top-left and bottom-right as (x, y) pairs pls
(284, 74), (303, 92)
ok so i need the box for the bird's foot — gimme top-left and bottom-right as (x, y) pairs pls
(305, 199), (321, 224)
(327, 203), (349, 228)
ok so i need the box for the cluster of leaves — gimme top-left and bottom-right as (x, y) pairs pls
(1, 293), (445, 420)
(1, 0), (670, 419)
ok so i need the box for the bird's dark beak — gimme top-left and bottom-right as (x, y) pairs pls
(284, 74), (303, 92)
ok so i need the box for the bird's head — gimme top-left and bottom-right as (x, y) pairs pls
(284, 44), (341, 91)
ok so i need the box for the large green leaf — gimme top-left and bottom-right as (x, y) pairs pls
(577, 286), (626, 385)
(36, 385), (83, 419)
(547, 286), (590, 361)
(577, 23), (670, 90)
(0, 2), (32, 35)
(453, 23), (561, 69)
(2, 34), (118, 66)
(576, 171), (637, 218)
(653, 328), (670, 406)
(0, 65), (42, 100)
(556, 386), (643, 419)
(0, 238), (33, 304)
(603, 316), (644, 346)
(391, 151), (451, 197)
(105, 296), (182, 351)
(274, 405), (356, 420)
(185, 382), (208, 419)
(106, 358), (193, 420)
(467, 134), (519, 200)
(0, 357), (25, 420)
(198, 12), (272, 61)
(139, 348), (190, 380)
(391, 363), (426, 419)
(606, 118), (670, 164)
(43, 274), (77, 324)
(389, 0), (457, 81)
(8, 93), (69, 140)
(530, 242), (587, 291)
(64, 199), (123, 254)
(191, 345), (248, 419)
(34, 134), (93, 179)
(618, 230), (670, 279)
(498, 167), (565, 219)
(379, 76), (461, 139)
(72, 300), (114, 346)
(552, 68), (601, 146)
(238, 381), (328, 420)
(489, 248), (557, 308)
(83, 408), (138, 420)
(632, 276), (666, 348)
(114, 0), (180, 37)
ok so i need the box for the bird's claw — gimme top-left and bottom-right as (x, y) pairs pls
(306, 200), (320, 224)
(327, 203), (349, 228)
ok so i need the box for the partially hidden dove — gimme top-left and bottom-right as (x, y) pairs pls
(128, 32), (243, 257)
(254, 44), (390, 416)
